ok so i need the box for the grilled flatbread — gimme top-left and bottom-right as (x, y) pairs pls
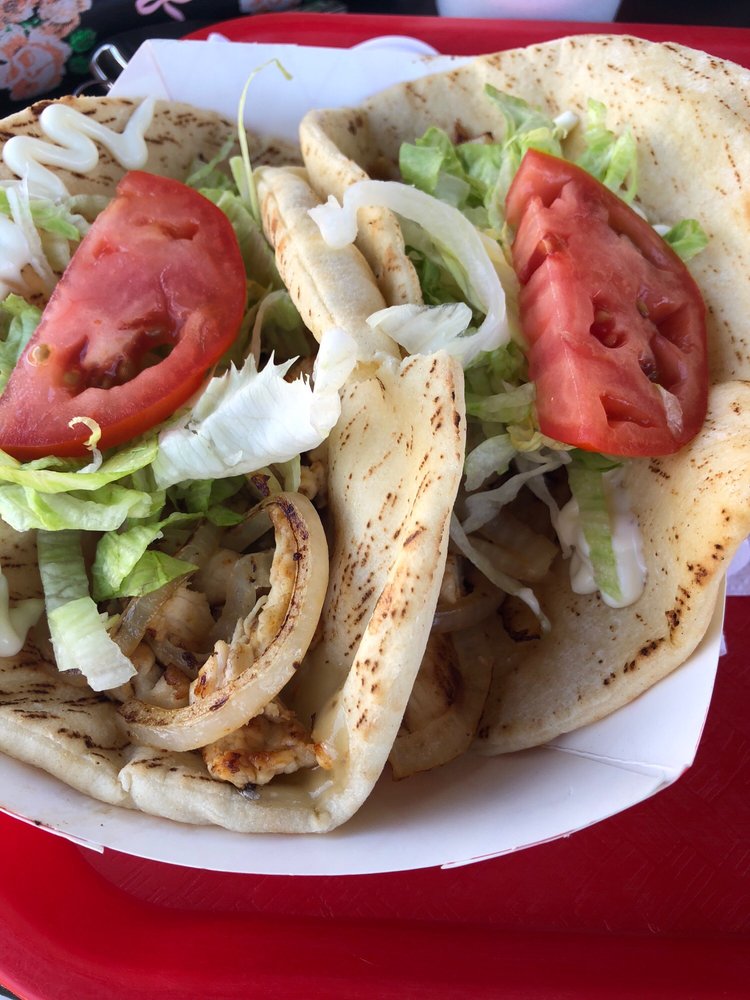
(0, 98), (464, 832)
(299, 35), (750, 753)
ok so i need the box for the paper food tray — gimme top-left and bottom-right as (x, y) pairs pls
(0, 34), (734, 875)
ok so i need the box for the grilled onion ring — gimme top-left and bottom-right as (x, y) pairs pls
(118, 492), (328, 752)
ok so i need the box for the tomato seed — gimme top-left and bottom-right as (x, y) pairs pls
(27, 343), (51, 366)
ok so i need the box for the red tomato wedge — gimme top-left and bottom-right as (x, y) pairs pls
(505, 150), (708, 457)
(0, 171), (246, 461)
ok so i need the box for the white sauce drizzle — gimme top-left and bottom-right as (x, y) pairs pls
(3, 97), (155, 200)
(557, 470), (647, 609)
(0, 570), (43, 657)
(0, 214), (31, 297)
(6, 183), (56, 294)
(0, 98), (155, 300)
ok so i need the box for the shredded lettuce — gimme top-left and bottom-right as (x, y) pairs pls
(565, 460), (623, 604)
(577, 99), (638, 202)
(0, 84), (361, 695)
(465, 380), (535, 425)
(449, 513), (549, 630)
(152, 326), (357, 490)
(5, 186), (56, 294)
(400, 216), (487, 315)
(185, 134), (237, 191)
(0, 436), (157, 494)
(232, 59), (292, 224)
(662, 218), (710, 262)
(201, 188), (280, 292)
(0, 294), (41, 393)
(0, 481), (162, 533)
(0, 435), (163, 534)
(168, 475), (247, 526)
(249, 288), (314, 365)
(400, 125), (489, 224)
(37, 529), (136, 691)
(0, 190), (89, 298)
(462, 448), (570, 536)
(464, 433), (516, 492)
(367, 302), (473, 357)
(395, 85), (707, 618)
(92, 511), (199, 602)
(399, 86), (572, 231)
(0, 188), (85, 241)
(559, 459), (646, 608)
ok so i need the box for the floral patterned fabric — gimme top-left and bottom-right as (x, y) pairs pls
(0, 0), (299, 115)
(1, 1), (95, 103)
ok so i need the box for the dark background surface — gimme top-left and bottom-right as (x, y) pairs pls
(1, 1), (749, 120)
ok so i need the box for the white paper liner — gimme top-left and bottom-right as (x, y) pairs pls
(0, 589), (726, 875)
(0, 37), (746, 874)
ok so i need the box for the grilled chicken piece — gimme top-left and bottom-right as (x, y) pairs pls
(201, 698), (331, 788)
(146, 582), (214, 659)
(110, 644), (192, 709)
(389, 628), (492, 780)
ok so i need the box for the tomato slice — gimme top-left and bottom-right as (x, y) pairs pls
(505, 150), (707, 457)
(0, 171), (246, 461)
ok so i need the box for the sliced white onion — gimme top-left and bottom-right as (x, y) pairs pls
(118, 492), (328, 751)
(309, 179), (508, 365)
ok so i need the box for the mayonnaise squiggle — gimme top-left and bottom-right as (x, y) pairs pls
(6, 183), (56, 294)
(557, 470), (647, 609)
(3, 97), (155, 200)
(0, 215), (31, 298)
(0, 570), (43, 657)
(0, 98), (156, 300)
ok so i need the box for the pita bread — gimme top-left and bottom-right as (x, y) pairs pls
(0, 98), (465, 832)
(298, 35), (750, 752)
(0, 95), (300, 197)
(256, 165), (398, 356)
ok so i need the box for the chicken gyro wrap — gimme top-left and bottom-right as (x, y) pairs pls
(299, 34), (750, 767)
(0, 95), (463, 833)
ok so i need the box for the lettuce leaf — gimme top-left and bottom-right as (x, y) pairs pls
(662, 218), (709, 262)
(0, 294), (41, 393)
(37, 529), (136, 691)
(152, 326), (357, 490)
(0, 189), (85, 240)
(92, 510), (199, 602)
(576, 99), (638, 202)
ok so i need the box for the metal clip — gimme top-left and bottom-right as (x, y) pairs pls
(89, 43), (130, 89)
(72, 42), (130, 97)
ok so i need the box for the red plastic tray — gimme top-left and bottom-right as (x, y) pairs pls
(189, 10), (750, 64)
(2, 14), (750, 1000)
